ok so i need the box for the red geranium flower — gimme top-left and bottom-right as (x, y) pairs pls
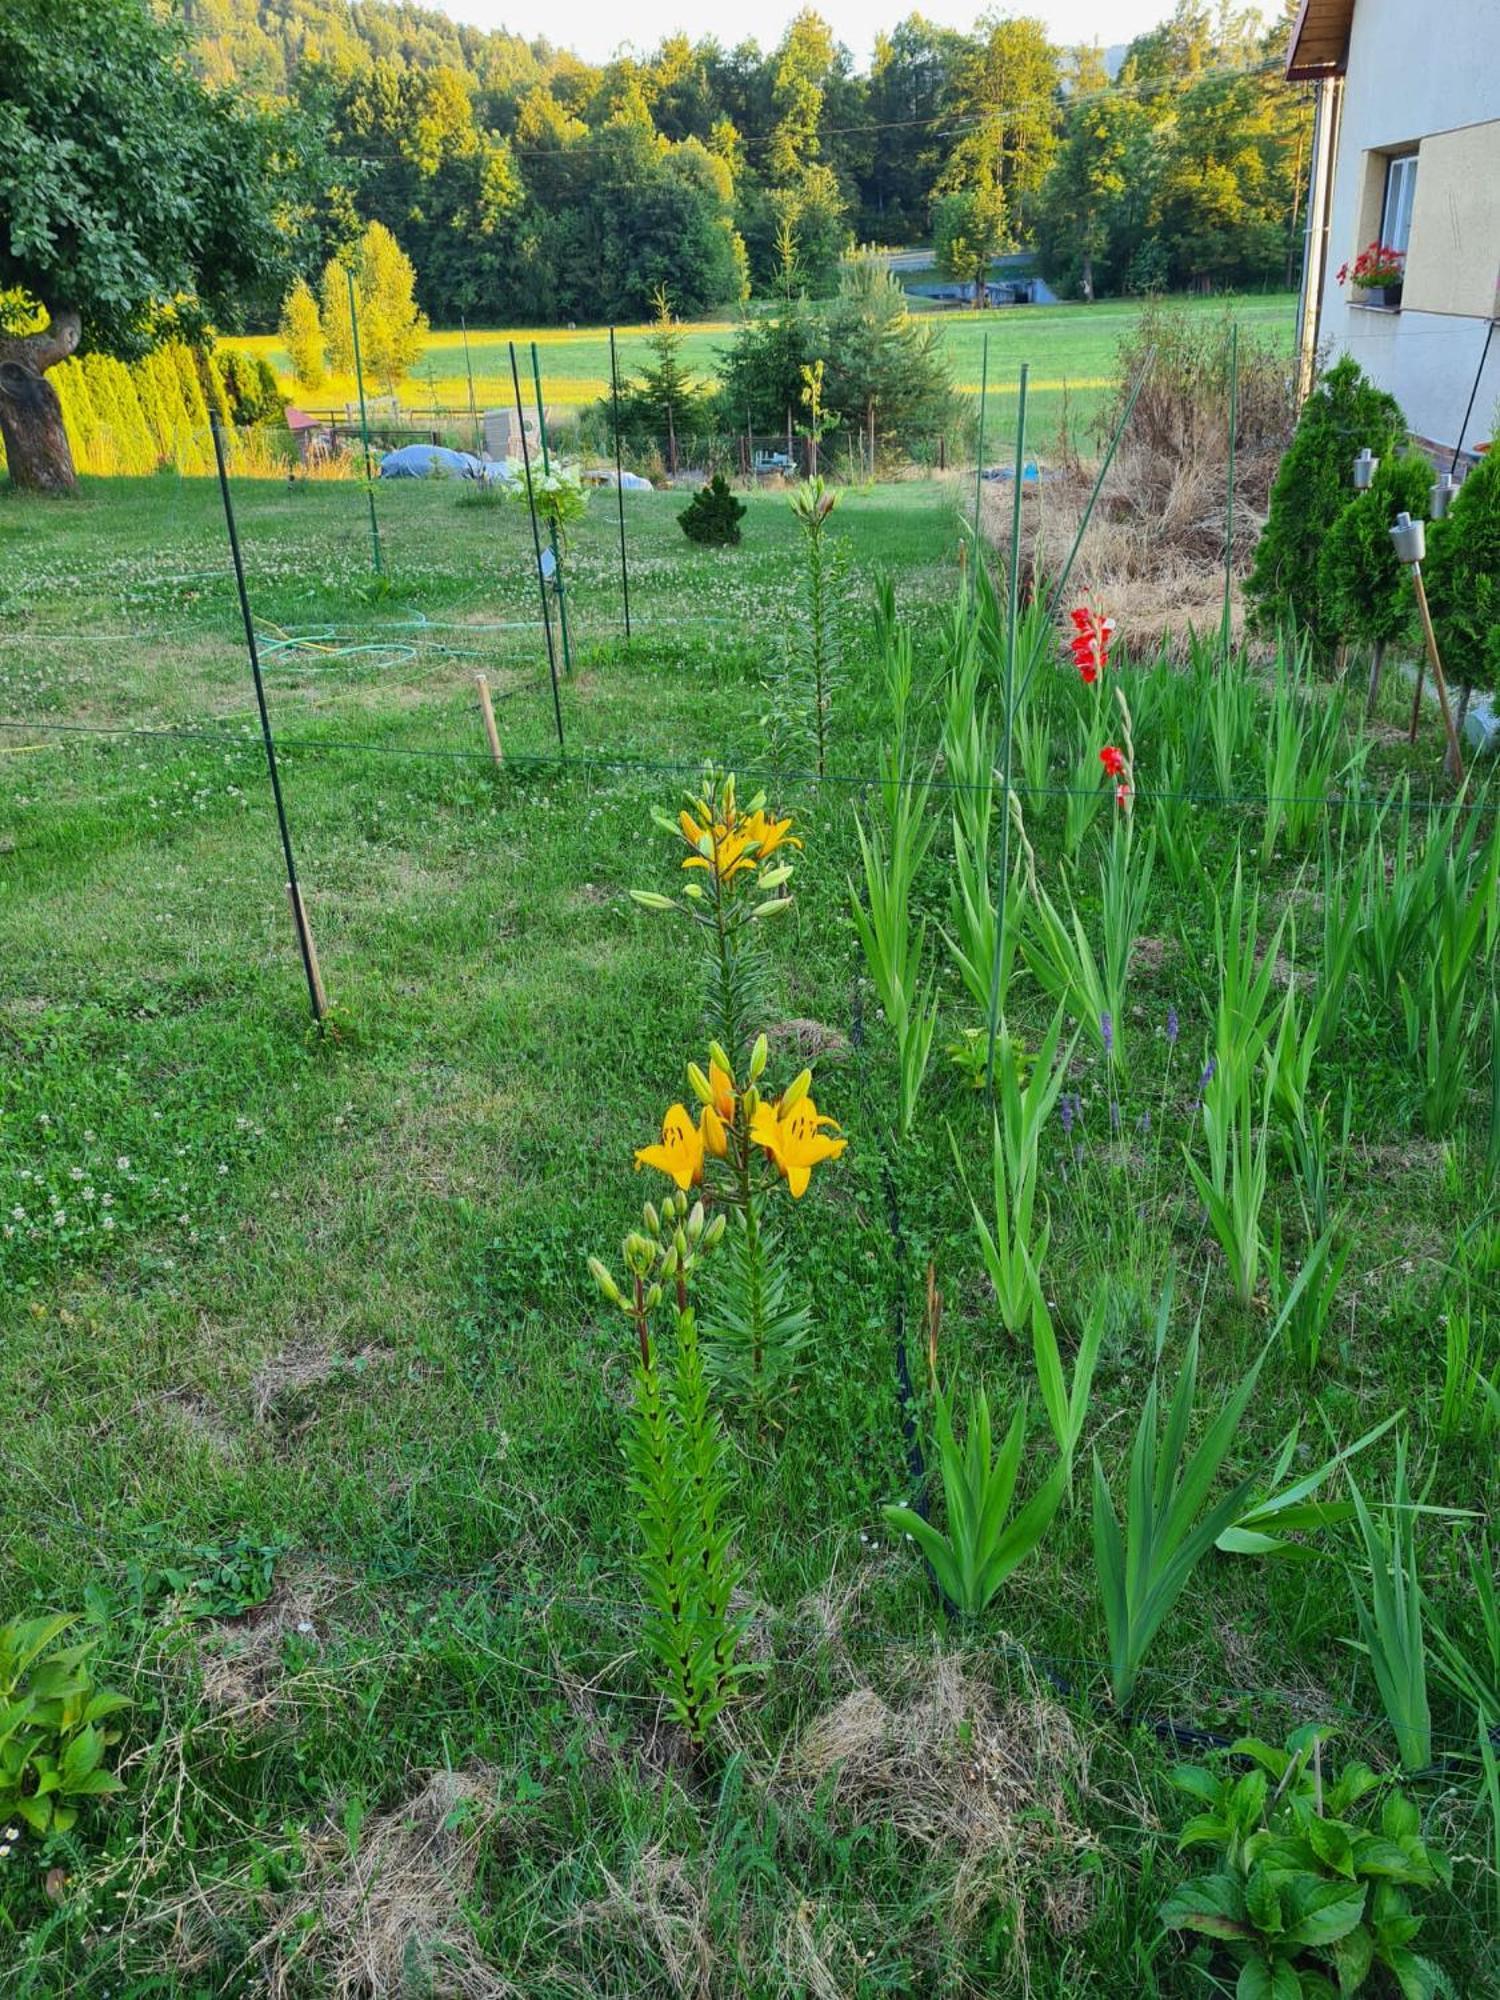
(1099, 744), (1125, 777)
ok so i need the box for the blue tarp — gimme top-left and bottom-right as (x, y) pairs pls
(379, 444), (485, 480)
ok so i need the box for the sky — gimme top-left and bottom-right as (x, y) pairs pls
(434, 0), (1175, 65)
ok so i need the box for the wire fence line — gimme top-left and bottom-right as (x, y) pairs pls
(2, 712), (1494, 819)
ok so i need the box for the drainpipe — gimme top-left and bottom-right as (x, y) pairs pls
(1295, 77), (1342, 407)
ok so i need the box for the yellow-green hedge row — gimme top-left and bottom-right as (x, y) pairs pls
(2, 342), (235, 477)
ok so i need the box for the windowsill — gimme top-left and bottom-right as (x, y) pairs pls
(1349, 300), (1402, 314)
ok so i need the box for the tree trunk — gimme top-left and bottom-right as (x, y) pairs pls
(1364, 637), (1386, 722)
(1081, 252), (1095, 304)
(0, 312), (82, 493)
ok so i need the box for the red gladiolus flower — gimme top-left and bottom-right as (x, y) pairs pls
(1115, 782), (1131, 809)
(1099, 744), (1125, 777)
(1068, 605), (1115, 684)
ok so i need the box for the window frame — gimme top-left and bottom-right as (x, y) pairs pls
(1380, 151), (1419, 258)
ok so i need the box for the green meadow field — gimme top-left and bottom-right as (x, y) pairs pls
(236, 291), (1299, 450)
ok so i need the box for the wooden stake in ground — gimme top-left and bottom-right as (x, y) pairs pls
(1410, 563), (1466, 782)
(475, 673), (503, 767)
(286, 884), (329, 1017)
(1390, 511), (1464, 782)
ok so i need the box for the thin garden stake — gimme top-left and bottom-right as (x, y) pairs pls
(608, 326), (632, 643)
(1222, 319), (1238, 661)
(529, 341), (573, 675)
(986, 361), (1029, 1094)
(475, 673), (503, 766)
(509, 341), (566, 755)
(1046, 346), (1156, 619)
(460, 313), (480, 453)
(345, 263), (383, 578)
(208, 411), (326, 1024)
(972, 329), (989, 581)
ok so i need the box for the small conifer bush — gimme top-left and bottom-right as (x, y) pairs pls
(678, 473), (747, 547)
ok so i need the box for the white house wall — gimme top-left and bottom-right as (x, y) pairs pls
(1317, 0), (1500, 454)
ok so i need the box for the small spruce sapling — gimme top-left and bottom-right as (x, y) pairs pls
(678, 473), (747, 547)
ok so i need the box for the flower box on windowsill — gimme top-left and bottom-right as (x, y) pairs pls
(1352, 284), (1403, 310)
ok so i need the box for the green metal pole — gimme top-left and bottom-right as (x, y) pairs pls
(608, 326), (632, 643)
(460, 313), (480, 453)
(529, 340), (573, 676)
(1223, 319), (1238, 662)
(986, 361), (1029, 1094)
(971, 329), (989, 585)
(346, 264), (383, 578)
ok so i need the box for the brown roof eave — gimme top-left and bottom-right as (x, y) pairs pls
(1285, 0), (1355, 81)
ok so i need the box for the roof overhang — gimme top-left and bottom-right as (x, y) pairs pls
(1286, 0), (1356, 80)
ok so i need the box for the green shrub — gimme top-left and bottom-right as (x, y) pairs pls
(1248, 357), (1405, 658)
(678, 472), (747, 547)
(1426, 437), (1500, 697)
(219, 349), (286, 428)
(1317, 451), (1431, 654)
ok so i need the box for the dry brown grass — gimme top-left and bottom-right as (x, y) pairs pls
(987, 305), (1297, 656)
(787, 1654), (1102, 1976)
(252, 1767), (513, 1998)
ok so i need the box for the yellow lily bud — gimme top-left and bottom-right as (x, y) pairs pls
(686, 1201), (705, 1242)
(645, 1283), (663, 1311)
(659, 1244), (679, 1279)
(673, 1226), (689, 1262)
(749, 1033), (769, 1081)
(744, 1086), (760, 1120)
(625, 1232), (654, 1276)
(587, 1256), (623, 1305)
(703, 1212), (727, 1249)
(683, 883), (705, 900)
(642, 1202), (661, 1237)
(630, 890), (679, 912)
(708, 1039), (732, 1077)
(751, 897), (794, 919)
(700, 1103), (727, 1157)
(686, 1062), (714, 1106)
(782, 1067), (813, 1111)
(756, 865), (794, 891)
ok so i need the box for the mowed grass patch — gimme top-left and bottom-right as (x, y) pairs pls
(1, 469), (1496, 1995)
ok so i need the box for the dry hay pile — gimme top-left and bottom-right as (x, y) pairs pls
(985, 305), (1298, 656)
(790, 1655), (1100, 1957)
(251, 1768), (512, 1998)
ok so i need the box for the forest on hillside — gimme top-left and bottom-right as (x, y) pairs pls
(185, 0), (1312, 324)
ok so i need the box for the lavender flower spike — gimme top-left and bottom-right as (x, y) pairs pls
(1166, 1005), (1179, 1047)
(1060, 1094), (1076, 1137)
(1100, 1011), (1114, 1057)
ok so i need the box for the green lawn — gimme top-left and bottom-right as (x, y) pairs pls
(0, 470), (1495, 1995)
(236, 289), (1298, 453)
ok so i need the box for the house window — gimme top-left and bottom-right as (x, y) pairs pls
(1381, 153), (1419, 255)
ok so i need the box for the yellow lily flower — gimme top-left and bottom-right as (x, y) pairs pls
(634, 1104), (705, 1190)
(749, 1091), (847, 1198)
(743, 809), (801, 862)
(682, 825), (759, 882)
